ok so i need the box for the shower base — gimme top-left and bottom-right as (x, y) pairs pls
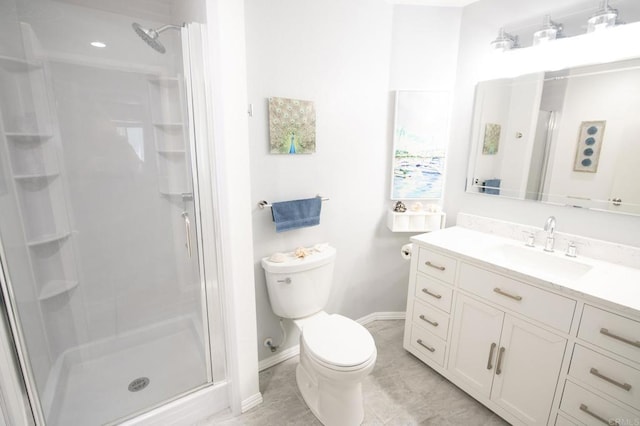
(43, 316), (208, 426)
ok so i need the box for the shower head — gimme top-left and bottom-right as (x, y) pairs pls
(132, 22), (181, 54)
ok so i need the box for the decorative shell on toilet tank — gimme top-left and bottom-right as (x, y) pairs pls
(261, 246), (336, 319)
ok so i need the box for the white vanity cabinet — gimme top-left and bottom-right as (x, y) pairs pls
(403, 228), (640, 426)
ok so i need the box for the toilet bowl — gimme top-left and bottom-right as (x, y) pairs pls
(261, 245), (377, 426)
(295, 313), (377, 426)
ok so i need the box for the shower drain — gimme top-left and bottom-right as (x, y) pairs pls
(128, 377), (150, 392)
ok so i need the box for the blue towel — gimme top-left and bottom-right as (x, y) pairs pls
(483, 179), (501, 195)
(271, 197), (322, 232)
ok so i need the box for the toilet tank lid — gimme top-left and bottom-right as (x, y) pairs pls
(261, 245), (336, 273)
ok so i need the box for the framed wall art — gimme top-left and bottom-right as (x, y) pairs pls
(574, 120), (605, 173)
(268, 97), (316, 154)
(390, 90), (450, 200)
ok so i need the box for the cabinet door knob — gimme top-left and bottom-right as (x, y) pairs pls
(495, 346), (506, 375)
(589, 368), (632, 391)
(600, 328), (640, 348)
(486, 342), (497, 370)
(421, 288), (442, 299)
(419, 314), (438, 327)
(416, 339), (435, 353)
(579, 403), (619, 425)
(425, 261), (445, 271)
(493, 287), (522, 301)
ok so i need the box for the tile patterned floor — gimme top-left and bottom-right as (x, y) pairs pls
(208, 320), (509, 425)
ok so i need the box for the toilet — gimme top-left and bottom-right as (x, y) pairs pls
(261, 245), (377, 426)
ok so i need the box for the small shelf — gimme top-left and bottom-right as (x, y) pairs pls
(27, 231), (71, 247)
(14, 172), (59, 181)
(153, 122), (183, 129)
(0, 55), (42, 73)
(5, 133), (54, 143)
(147, 76), (180, 87)
(387, 210), (446, 233)
(38, 280), (79, 301)
(157, 149), (186, 154)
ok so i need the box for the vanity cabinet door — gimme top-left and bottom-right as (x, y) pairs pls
(449, 294), (504, 398)
(491, 315), (567, 425)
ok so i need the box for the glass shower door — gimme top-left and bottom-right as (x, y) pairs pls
(0, 4), (212, 424)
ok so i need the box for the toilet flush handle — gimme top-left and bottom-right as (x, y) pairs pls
(277, 278), (292, 284)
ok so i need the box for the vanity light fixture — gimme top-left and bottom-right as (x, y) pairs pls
(533, 15), (563, 45)
(587, 0), (619, 33)
(490, 28), (518, 51)
(90, 41), (106, 48)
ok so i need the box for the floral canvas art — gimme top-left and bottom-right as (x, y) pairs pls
(482, 123), (501, 155)
(268, 97), (316, 154)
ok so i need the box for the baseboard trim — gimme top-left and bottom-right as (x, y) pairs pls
(258, 312), (406, 371)
(356, 311), (406, 325)
(241, 392), (263, 413)
(258, 344), (300, 371)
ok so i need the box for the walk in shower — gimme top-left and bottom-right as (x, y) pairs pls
(0, 0), (225, 424)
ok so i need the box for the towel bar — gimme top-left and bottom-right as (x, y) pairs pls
(258, 197), (330, 209)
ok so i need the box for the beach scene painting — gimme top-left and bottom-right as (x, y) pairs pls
(391, 91), (450, 200)
(268, 97), (316, 154)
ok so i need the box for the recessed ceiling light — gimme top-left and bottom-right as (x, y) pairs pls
(90, 41), (106, 48)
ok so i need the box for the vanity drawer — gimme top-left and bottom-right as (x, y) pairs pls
(570, 344), (640, 410)
(579, 305), (640, 364)
(555, 414), (577, 426)
(560, 381), (638, 426)
(414, 274), (453, 313)
(412, 299), (450, 341)
(417, 248), (456, 284)
(409, 324), (446, 367)
(458, 263), (575, 332)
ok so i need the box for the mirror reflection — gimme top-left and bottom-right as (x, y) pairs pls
(467, 58), (640, 215)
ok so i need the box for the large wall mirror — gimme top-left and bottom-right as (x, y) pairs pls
(467, 57), (640, 215)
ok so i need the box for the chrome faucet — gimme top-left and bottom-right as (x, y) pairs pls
(543, 216), (556, 252)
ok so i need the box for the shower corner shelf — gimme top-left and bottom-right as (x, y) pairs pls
(5, 132), (54, 143)
(0, 55), (42, 72)
(153, 122), (183, 129)
(38, 279), (79, 301)
(157, 149), (186, 154)
(14, 172), (60, 181)
(27, 231), (71, 247)
(147, 76), (180, 86)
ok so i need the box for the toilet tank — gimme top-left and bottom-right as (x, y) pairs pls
(261, 246), (336, 319)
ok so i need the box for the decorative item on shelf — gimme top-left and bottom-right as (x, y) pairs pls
(587, 0), (619, 33)
(294, 247), (310, 259)
(574, 120), (605, 173)
(268, 97), (316, 154)
(425, 204), (441, 213)
(482, 123), (501, 155)
(393, 201), (407, 212)
(411, 202), (423, 212)
(490, 28), (518, 51)
(533, 15), (563, 45)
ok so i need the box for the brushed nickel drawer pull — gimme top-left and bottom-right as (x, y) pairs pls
(495, 346), (506, 375)
(486, 342), (497, 370)
(579, 403), (619, 425)
(493, 287), (522, 301)
(589, 368), (632, 391)
(416, 339), (435, 352)
(421, 288), (442, 299)
(600, 328), (640, 348)
(425, 261), (445, 271)
(419, 314), (438, 327)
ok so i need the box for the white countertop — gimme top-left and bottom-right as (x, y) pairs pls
(411, 226), (640, 317)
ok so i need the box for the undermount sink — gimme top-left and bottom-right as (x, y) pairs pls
(486, 244), (593, 281)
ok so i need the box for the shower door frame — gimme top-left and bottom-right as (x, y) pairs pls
(0, 22), (227, 426)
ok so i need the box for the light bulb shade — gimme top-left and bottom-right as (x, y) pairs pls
(533, 15), (563, 45)
(587, 1), (618, 32)
(491, 28), (517, 51)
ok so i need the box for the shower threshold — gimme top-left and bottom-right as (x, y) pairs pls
(42, 315), (208, 426)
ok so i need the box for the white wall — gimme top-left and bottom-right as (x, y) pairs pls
(245, 0), (462, 362)
(445, 0), (640, 247)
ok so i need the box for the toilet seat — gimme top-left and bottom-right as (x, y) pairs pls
(301, 314), (376, 370)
